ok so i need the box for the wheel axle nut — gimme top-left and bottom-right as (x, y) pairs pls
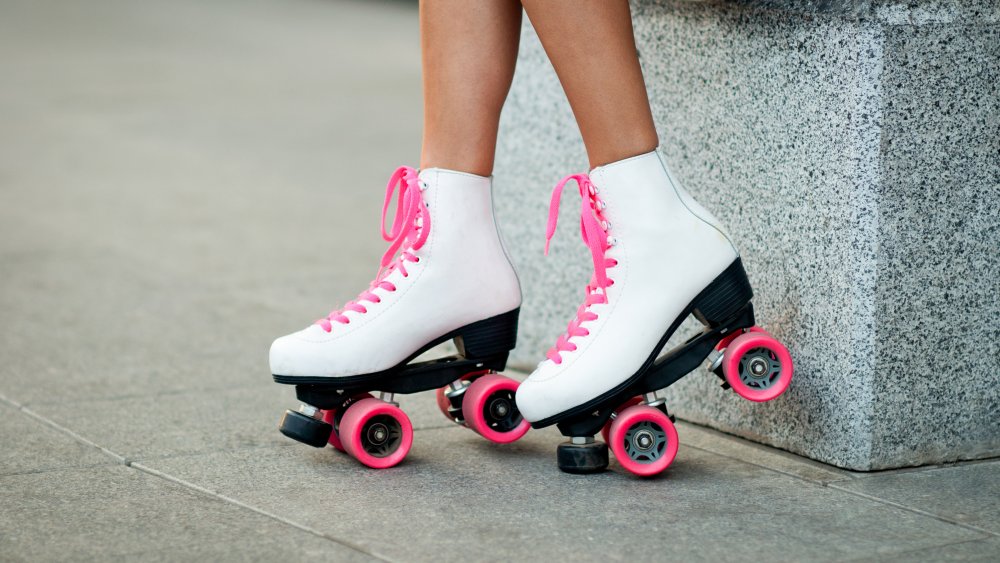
(633, 429), (656, 451)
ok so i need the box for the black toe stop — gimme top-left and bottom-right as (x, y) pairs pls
(279, 410), (332, 448)
(557, 440), (609, 474)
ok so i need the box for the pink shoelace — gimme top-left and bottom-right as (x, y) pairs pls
(316, 166), (429, 332)
(544, 173), (618, 364)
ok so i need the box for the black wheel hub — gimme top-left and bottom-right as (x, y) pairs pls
(738, 348), (782, 390)
(482, 390), (523, 433)
(623, 421), (668, 463)
(361, 415), (402, 458)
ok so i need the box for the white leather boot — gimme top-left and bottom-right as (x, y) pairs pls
(516, 150), (740, 424)
(270, 166), (522, 381)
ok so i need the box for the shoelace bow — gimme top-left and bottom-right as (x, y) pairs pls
(316, 166), (429, 332)
(544, 173), (618, 364)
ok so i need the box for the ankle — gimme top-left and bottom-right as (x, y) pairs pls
(420, 144), (496, 177)
(585, 138), (659, 170)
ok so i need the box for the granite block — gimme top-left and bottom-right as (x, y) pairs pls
(494, 0), (1000, 469)
(870, 21), (1000, 468)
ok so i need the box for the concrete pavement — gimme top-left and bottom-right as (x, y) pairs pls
(1, 0), (997, 560)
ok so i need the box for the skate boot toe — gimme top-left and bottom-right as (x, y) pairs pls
(516, 362), (599, 424)
(269, 329), (335, 377)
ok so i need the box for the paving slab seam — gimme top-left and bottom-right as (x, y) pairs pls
(676, 441), (1000, 538)
(676, 421), (859, 479)
(682, 442), (847, 485)
(2, 389), (394, 561)
(130, 462), (394, 562)
(827, 483), (1000, 538)
(7, 402), (130, 465)
(823, 457), (1000, 484)
(0, 390), (24, 409)
(8, 389), (993, 547)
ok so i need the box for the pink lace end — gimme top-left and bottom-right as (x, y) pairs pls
(315, 166), (427, 332)
(543, 173), (618, 363)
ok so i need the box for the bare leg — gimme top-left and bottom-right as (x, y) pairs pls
(420, 0), (523, 176)
(519, 0), (658, 168)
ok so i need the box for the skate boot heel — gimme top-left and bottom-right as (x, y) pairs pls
(455, 308), (520, 360)
(692, 258), (754, 327)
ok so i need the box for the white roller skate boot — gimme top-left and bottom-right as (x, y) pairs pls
(272, 166), (529, 469)
(516, 150), (792, 476)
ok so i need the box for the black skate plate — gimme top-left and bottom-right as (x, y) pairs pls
(531, 259), (756, 436)
(292, 354), (509, 409)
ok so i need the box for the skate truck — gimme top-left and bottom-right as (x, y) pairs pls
(274, 309), (529, 469)
(534, 259), (793, 477)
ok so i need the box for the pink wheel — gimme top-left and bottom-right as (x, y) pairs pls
(715, 326), (770, 352)
(462, 374), (530, 444)
(608, 405), (679, 477)
(722, 332), (793, 402)
(339, 398), (413, 469)
(435, 386), (454, 420)
(600, 396), (643, 444)
(435, 370), (490, 423)
(321, 393), (372, 453)
(320, 409), (346, 452)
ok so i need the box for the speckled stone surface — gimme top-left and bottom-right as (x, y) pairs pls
(493, 0), (1000, 470)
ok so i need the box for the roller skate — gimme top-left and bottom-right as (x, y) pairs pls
(272, 166), (529, 469)
(515, 151), (793, 477)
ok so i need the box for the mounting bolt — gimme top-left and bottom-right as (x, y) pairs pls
(297, 404), (322, 419)
(706, 349), (724, 371)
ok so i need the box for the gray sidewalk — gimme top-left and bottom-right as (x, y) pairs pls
(0, 0), (997, 561)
